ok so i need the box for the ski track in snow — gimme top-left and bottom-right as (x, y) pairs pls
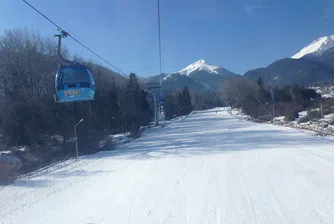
(1, 108), (334, 224)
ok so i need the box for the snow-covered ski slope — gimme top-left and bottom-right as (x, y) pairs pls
(1, 108), (334, 224)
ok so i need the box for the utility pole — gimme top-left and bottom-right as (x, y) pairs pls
(109, 116), (116, 134)
(121, 112), (127, 134)
(271, 89), (275, 121)
(153, 90), (159, 126)
(321, 103), (324, 137)
(74, 119), (83, 160)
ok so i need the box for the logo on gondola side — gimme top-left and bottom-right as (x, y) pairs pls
(64, 90), (80, 97)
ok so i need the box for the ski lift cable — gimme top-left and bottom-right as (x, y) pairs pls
(21, 0), (127, 76)
(157, 0), (162, 87)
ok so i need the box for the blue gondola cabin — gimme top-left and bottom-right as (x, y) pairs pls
(55, 64), (96, 103)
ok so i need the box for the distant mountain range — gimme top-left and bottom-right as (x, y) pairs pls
(145, 60), (238, 93)
(244, 35), (334, 86)
(124, 35), (334, 93)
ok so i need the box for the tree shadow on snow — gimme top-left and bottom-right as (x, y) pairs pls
(84, 111), (334, 161)
(49, 169), (114, 177)
(11, 169), (113, 188)
(13, 178), (50, 188)
(89, 128), (331, 161)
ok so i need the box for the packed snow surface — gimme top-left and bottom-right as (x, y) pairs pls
(1, 108), (334, 224)
(292, 35), (334, 59)
(178, 59), (221, 75)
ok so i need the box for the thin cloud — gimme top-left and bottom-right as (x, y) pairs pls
(245, 5), (266, 17)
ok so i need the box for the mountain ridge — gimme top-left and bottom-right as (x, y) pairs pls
(145, 60), (238, 93)
(292, 35), (334, 59)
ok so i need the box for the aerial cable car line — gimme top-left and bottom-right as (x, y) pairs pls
(157, 0), (162, 87)
(146, 0), (164, 126)
(156, 0), (166, 119)
(21, 0), (127, 76)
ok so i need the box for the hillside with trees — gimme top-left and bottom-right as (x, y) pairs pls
(219, 76), (322, 121)
(163, 87), (223, 120)
(0, 28), (153, 179)
(244, 56), (334, 86)
(163, 87), (193, 120)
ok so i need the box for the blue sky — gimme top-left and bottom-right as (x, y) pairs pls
(0, 0), (333, 76)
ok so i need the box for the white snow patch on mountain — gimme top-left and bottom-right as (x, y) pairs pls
(194, 80), (215, 91)
(178, 59), (221, 75)
(292, 35), (334, 59)
(163, 74), (174, 81)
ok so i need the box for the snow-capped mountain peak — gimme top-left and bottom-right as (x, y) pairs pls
(146, 59), (238, 93)
(292, 35), (334, 59)
(178, 59), (221, 75)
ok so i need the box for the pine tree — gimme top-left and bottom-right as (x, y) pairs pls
(138, 90), (153, 126)
(182, 87), (192, 115)
(257, 77), (264, 88)
(122, 73), (140, 132)
(176, 92), (183, 116)
(121, 73), (153, 132)
(163, 94), (177, 120)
